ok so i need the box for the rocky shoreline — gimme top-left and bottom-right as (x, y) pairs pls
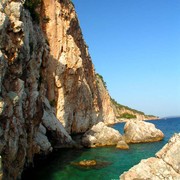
(0, 0), (177, 179)
(81, 120), (164, 148)
(120, 133), (180, 180)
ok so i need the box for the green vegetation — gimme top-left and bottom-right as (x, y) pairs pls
(111, 98), (145, 115)
(24, 0), (41, 23)
(96, 73), (107, 89)
(118, 113), (137, 119)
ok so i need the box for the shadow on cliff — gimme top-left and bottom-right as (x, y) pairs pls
(21, 148), (89, 180)
(44, 22), (104, 136)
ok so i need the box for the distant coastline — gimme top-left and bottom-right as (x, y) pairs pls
(160, 116), (180, 119)
(113, 117), (159, 124)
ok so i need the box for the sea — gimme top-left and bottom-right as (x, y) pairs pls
(22, 117), (180, 180)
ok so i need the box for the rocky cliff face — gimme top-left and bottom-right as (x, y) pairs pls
(0, 0), (116, 179)
(0, 0), (158, 179)
(39, 0), (116, 133)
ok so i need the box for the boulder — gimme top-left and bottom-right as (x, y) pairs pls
(124, 120), (164, 143)
(34, 124), (52, 154)
(120, 133), (180, 180)
(116, 140), (129, 150)
(34, 131), (52, 154)
(42, 98), (74, 148)
(82, 122), (124, 147)
(156, 133), (180, 174)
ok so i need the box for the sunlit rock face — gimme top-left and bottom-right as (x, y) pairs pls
(82, 122), (124, 147)
(0, 0), (116, 178)
(124, 120), (164, 143)
(116, 140), (129, 150)
(40, 0), (116, 134)
(120, 133), (180, 180)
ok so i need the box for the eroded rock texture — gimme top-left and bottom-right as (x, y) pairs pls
(82, 122), (124, 147)
(124, 120), (164, 143)
(0, 0), (116, 179)
(40, 0), (116, 134)
(120, 133), (180, 180)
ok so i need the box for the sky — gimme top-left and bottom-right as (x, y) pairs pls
(72, 0), (180, 118)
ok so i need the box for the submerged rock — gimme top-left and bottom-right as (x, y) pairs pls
(120, 133), (180, 180)
(71, 159), (112, 169)
(82, 122), (124, 147)
(79, 160), (97, 167)
(124, 120), (164, 143)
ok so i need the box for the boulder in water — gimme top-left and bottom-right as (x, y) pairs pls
(82, 122), (124, 147)
(124, 120), (164, 143)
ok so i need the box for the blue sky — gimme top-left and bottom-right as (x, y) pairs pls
(72, 0), (180, 117)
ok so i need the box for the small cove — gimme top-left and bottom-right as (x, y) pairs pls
(22, 117), (180, 180)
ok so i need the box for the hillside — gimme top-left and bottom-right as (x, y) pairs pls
(96, 73), (158, 122)
(111, 98), (158, 121)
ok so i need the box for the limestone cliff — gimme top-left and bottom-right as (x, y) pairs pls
(39, 0), (116, 133)
(0, 0), (116, 179)
(96, 74), (116, 125)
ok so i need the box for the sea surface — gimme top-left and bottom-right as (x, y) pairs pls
(22, 117), (180, 180)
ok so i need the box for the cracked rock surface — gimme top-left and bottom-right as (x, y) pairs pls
(120, 133), (180, 180)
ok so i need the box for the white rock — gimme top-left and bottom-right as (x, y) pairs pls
(156, 133), (180, 173)
(124, 120), (164, 143)
(9, 2), (22, 18)
(120, 133), (180, 180)
(0, 97), (5, 115)
(116, 140), (129, 150)
(34, 130), (52, 153)
(0, 12), (7, 31)
(42, 98), (73, 145)
(82, 122), (124, 147)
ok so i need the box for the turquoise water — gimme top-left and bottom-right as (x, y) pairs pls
(22, 117), (180, 180)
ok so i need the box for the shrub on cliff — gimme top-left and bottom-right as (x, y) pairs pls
(118, 113), (137, 119)
(111, 98), (145, 115)
(96, 73), (107, 89)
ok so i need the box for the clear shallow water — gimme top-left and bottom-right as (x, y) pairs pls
(22, 117), (180, 180)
